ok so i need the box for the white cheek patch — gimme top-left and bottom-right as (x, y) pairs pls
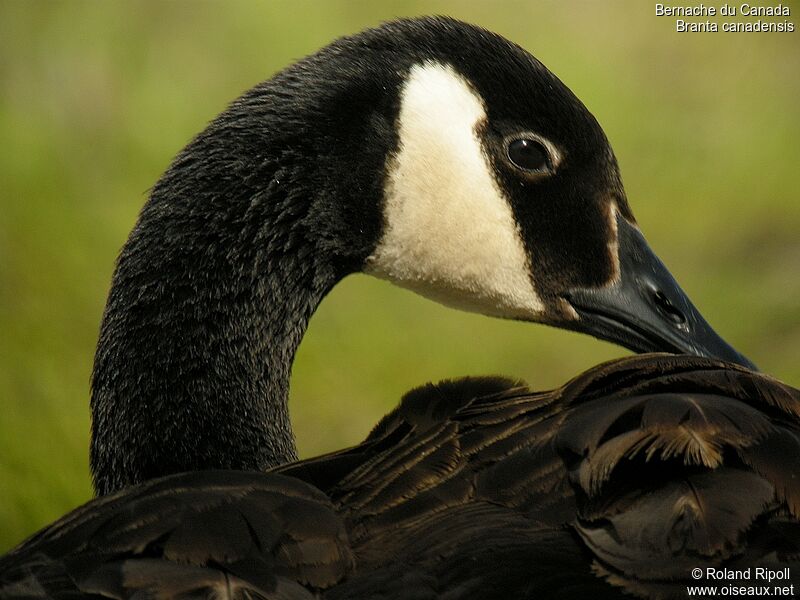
(365, 62), (545, 320)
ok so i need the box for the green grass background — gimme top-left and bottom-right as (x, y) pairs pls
(1, 0), (798, 552)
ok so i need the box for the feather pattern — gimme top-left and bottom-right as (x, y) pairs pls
(3, 355), (799, 599)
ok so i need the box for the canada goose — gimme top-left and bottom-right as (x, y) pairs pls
(2, 15), (794, 599)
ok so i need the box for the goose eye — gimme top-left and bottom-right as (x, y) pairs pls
(507, 138), (550, 172)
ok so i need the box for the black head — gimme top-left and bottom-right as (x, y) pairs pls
(340, 17), (753, 367)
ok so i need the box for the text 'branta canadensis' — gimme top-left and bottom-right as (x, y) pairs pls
(2, 16), (796, 600)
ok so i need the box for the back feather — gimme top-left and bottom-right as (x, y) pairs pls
(3, 355), (799, 599)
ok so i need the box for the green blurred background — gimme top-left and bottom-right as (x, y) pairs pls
(1, 0), (798, 551)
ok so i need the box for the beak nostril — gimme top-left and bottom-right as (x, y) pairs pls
(652, 291), (686, 325)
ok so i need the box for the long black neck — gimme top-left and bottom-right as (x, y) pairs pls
(88, 17), (508, 495)
(89, 55), (397, 495)
(90, 147), (329, 495)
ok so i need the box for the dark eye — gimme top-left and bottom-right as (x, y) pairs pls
(507, 138), (550, 172)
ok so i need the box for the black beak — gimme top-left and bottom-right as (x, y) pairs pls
(564, 214), (756, 370)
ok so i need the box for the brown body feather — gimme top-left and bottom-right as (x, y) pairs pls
(2, 354), (799, 599)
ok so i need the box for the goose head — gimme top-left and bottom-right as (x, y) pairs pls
(343, 19), (754, 367)
(150, 16), (749, 367)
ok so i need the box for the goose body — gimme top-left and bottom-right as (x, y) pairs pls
(2, 16), (795, 599)
(3, 355), (800, 598)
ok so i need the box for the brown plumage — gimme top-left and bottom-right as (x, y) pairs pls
(3, 354), (798, 599)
